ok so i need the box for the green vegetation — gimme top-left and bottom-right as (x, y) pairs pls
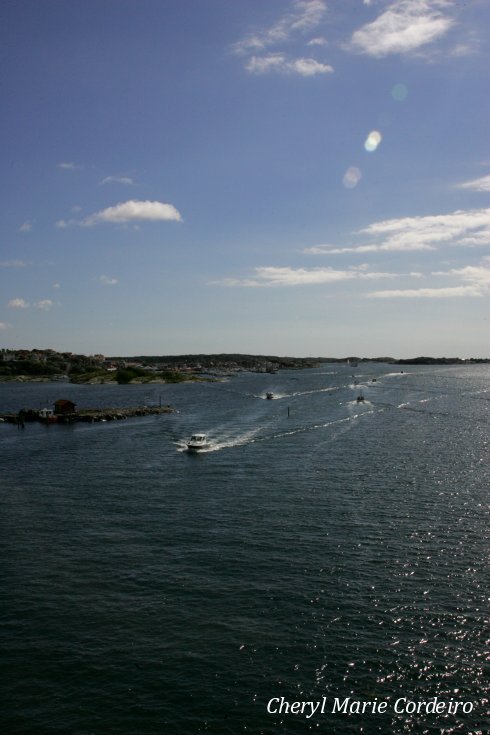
(70, 369), (110, 384)
(397, 356), (466, 365)
(1, 349), (488, 384)
(116, 367), (147, 384)
(0, 359), (60, 377)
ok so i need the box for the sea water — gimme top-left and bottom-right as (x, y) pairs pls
(1, 365), (489, 734)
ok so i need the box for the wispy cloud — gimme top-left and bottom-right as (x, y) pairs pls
(98, 275), (118, 285)
(56, 199), (183, 227)
(434, 263), (490, 287)
(367, 285), (482, 298)
(233, 0), (332, 77)
(215, 265), (403, 288)
(19, 221), (32, 233)
(0, 260), (27, 268)
(307, 36), (327, 46)
(35, 300), (55, 311)
(457, 174), (490, 192)
(99, 176), (134, 186)
(245, 54), (333, 76)
(233, 0), (327, 55)
(8, 298), (29, 308)
(57, 162), (78, 170)
(0, 322), (11, 330)
(7, 297), (57, 310)
(349, 0), (455, 58)
(359, 207), (490, 251)
(307, 207), (490, 254)
(368, 259), (490, 298)
(303, 244), (339, 255)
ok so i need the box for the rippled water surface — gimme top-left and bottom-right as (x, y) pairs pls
(1, 365), (489, 734)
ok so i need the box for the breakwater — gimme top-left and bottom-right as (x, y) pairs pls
(0, 405), (173, 425)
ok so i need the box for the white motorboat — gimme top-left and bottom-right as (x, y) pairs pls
(187, 433), (209, 452)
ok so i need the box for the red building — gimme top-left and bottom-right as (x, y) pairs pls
(53, 399), (76, 415)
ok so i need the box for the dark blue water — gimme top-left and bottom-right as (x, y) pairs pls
(1, 365), (489, 734)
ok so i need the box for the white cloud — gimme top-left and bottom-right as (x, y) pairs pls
(450, 39), (479, 57)
(434, 264), (490, 287)
(310, 207), (490, 254)
(216, 265), (401, 288)
(349, 0), (455, 58)
(19, 221), (32, 233)
(0, 260), (26, 268)
(6, 297), (57, 310)
(0, 322), (11, 330)
(53, 283), (61, 289)
(360, 208), (490, 251)
(57, 162), (77, 170)
(367, 285), (483, 298)
(99, 176), (134, 186)
(303, 244), (338, 254)
(57, 200), (183, 228)
(289, 57), (333, 75)
(307, 36), (328, 46)
(256, 266), (357, 286)
(83, 200), (182, 225)
(233, 0), (326, 55)
(35, 300), (55, 311)
(246, 53), (333, 75)
(457, 174), (490, 192)
(245, 54), (287, 73)
(369, 259), (490, 298)
(233, 1), (333, 78)
(98, 275), (118, 285)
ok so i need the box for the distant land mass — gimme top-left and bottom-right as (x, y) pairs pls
(0, 349), (488, 384)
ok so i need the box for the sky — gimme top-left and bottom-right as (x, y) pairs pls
(1, 0), (490, 358)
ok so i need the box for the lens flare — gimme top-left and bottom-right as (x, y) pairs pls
(392, 83), (408, 101)
(364, 130), (382, 152)
(343, 166), (362, 189)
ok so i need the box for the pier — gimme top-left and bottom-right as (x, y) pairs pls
(0, 405), (173, 426)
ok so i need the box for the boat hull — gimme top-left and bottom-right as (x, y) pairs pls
(187, 444), (209, 452)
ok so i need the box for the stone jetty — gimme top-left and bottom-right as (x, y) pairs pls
(0, 405), (173, 426)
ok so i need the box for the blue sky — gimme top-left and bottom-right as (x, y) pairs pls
(1, 0), (490, 357)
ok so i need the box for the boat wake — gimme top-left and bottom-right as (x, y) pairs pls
(176, 425), (265, 453)
(175, 402), (386, 453)
(347, 398), (372, 407)
(255, 407), (384, 444)
(256, 385), (346, 400)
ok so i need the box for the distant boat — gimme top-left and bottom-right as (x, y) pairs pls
(356, 391), (365, 403)
(38, 408), (57, 424)
(187, 433), (209, 452)
(266, 392), (274, 400)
